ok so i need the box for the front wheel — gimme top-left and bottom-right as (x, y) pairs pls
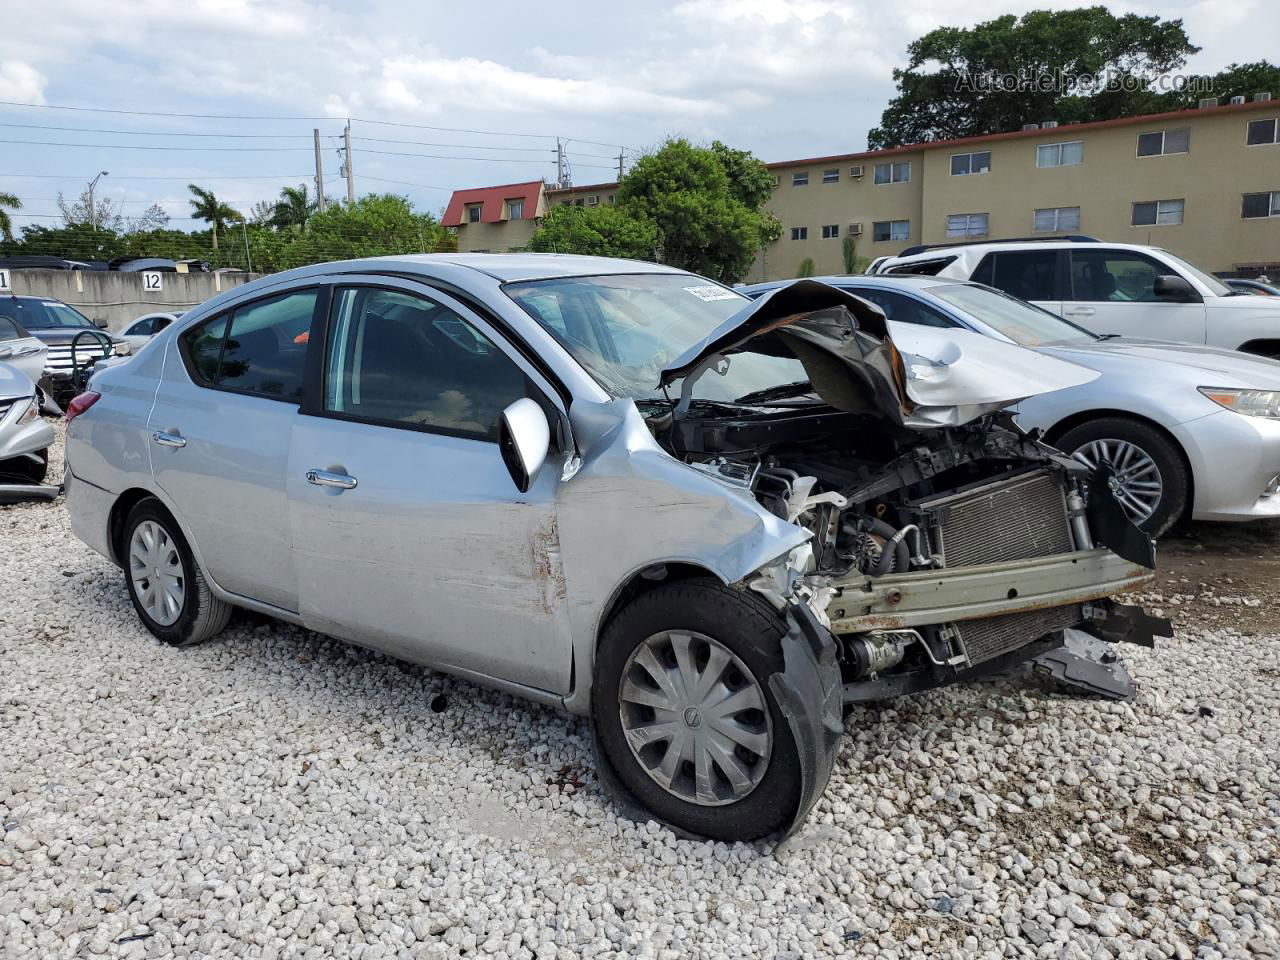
(591, 580), (801, 841)
(1056, 417), (1188, 537)
(122, 498), (232, 646)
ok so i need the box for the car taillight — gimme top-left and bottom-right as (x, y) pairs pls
(64, 391), (101, 423)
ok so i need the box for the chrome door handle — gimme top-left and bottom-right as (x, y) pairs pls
(306, 469), (358, 490)
(1063, 307), (1095, 317)
(152, 431), (186, 448)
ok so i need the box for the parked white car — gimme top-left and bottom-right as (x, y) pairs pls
(119, 312), (183, 353)
(874, 239), (1280, 358)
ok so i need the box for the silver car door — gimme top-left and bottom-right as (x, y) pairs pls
(148, 287), (322, 613)
(286, 277), (574, 695)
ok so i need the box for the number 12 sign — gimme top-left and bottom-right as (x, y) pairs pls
(142, 271), (163, 292)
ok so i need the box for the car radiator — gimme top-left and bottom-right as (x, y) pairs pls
(44, 343), (108, 374)
(920, 469), (1079, 666)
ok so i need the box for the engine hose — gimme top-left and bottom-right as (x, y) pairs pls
(867, 519), (911, 576)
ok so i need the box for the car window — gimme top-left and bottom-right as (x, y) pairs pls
(0, 317), (22, 341)
(0, 298), (95, 329)
(978, 251), (1059, 301)
(180, 290), (316, 401)
(1069, 250), (1166, 302)
(127, 318), (155, 336)
(845, 289), (959, 328)
(929, 284), (1096, 345)
(324, 286), (533, 441)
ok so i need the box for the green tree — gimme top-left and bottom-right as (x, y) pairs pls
(187, 184), (242, 250)
(527, 203), (657, 259)
(868, 8), (1199, 148)
(796, 257), (816, 278)
(0, 192), (20, 242)
(271, 184), (315, 231)
(1174, 61), (1280, 108)
(616, 138), (781, 283)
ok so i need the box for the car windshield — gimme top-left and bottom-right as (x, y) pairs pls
(929, 283), (1098, 346)
(0, 298), (94, 329)
(505, 273), (808, 402)
(1151, 251), (1234, 296)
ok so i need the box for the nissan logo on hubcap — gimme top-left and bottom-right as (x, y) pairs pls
(683, 706), (702, 728)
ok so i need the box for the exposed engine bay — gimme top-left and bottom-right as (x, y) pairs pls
(647, 281), (1171, 704)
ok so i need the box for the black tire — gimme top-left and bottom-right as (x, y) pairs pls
(0, 448), (47, 484)
(1054, 417), (1189, 538)
(591, 579), (800, 841)
(121, 498), (232, 647)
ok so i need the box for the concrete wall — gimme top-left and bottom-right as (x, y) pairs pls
(1, 270), (260, 332)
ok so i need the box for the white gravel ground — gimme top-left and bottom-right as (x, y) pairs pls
(2, 425), (1279, 959)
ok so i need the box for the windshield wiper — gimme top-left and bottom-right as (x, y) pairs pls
(733, 380), (814, 404)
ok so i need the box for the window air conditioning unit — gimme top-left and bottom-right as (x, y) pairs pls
(849, 164), (864, 179)
(1257, 92), (1273, 102)
(1198, 97), (1218, 109)
(847, 222), (863, 237)
(1230, 95), (1247, 105)
(585, 195), (599, 206)
(1021, 123), (1040, 131)
(1042, 120), (1059, 128)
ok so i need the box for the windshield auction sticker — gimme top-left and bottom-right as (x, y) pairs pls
(683, 285), (740, 302)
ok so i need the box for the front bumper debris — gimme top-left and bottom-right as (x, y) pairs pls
(826, 547), (1152, 634)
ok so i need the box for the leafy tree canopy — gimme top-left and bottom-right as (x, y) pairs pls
(526, 203), (656, 260)
(869, 7), (1202, 148)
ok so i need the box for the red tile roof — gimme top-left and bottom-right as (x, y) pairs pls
(443, 180), (544, 227)
(765, 98), (1277, 170)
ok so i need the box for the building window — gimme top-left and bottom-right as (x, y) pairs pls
(946, 213), (989, 238)
(821, 224), (840, 239)
(791, 227), (808, 240)
(792, 172), (809, 186)
(771, 175), (781, 188)
(1036, 141), (1084, 168)
(950, 151), (991, 176)
(872, 220), (909, 242)
(1136, 128), (1190, 157)
(507, 198), (525, 220)
(1242, 192), (1280, 219)
(1246, 118), (1279, 146)
(822, 168), (840, 184)
(1131, 199), (1184, 226)
(1033, 206), (1082, 232)
(466, 204), (482, 223)
(874, 161), (911, 184)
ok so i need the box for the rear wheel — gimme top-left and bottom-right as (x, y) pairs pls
(122, 498), (232, 646)
(591, 580), (800, 841)
(1055, 417), (1188, 537)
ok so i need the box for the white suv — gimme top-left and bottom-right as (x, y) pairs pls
(874, 239), (1280, 357)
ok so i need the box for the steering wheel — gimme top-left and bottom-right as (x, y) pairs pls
(70, 329), (116, 389)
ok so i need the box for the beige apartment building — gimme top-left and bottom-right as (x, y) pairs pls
(443, 97), (1280, 279)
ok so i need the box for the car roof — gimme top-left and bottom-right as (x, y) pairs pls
(265, 253), (689, 286)
(883, 239), (1171, 266)
(741, 275), (970, 294)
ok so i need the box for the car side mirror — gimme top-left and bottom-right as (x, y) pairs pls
(92, 317), (109, 329)
(499, 398), (551, 493)
(1153, 275), (1199, 303)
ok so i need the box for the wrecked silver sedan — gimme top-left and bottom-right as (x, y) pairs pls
(64, 255), (1168, 841)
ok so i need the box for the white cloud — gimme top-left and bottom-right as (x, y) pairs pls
(0, 62), (47, 104)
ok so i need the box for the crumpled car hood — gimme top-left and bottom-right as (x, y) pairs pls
(660, 280), (1099, 428)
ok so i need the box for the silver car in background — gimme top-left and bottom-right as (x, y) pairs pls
(65, 256), (1168, 841)
(744, 276), (1280, 536)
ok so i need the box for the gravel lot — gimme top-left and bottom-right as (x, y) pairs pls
(2, 423), (1279, 959)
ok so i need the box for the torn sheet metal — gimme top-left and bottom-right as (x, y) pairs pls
(659, 280), (1098, 429)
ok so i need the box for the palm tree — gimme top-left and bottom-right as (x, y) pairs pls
(271, 184), (314, 231)
(187, 184), (241, 250)
(0, 192), (21, 242)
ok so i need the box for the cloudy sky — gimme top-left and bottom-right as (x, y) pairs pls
(2, 0), (1275, 231)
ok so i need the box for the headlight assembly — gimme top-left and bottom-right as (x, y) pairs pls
(1198, 387), (1280, 419)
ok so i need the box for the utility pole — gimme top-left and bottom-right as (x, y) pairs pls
(313, 129), (326, 212)
(344, 122), (355, 204)
(87, 170), (108, 230)
(241, 218), (253, 274)
(556, 138), (570, 189)
(617, 150), (624, 182)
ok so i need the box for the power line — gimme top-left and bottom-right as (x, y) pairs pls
(361, 175), (452, 192)
(0, 172), (315, 180)
(0, 139), (314, 152)
(0, 122), (316, 139)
